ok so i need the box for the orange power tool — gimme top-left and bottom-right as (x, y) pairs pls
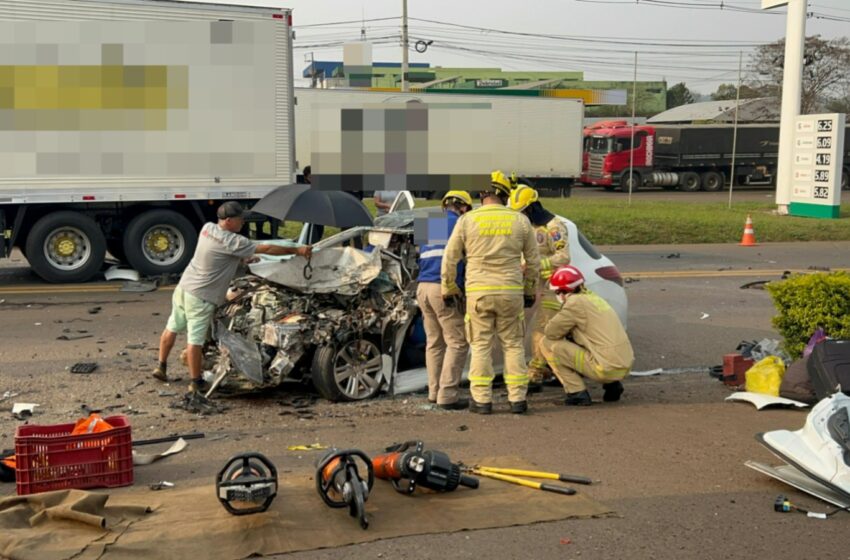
(316, 449), (374, 530)
(372, 440), (479, 495)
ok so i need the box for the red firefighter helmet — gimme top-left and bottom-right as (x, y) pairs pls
(549, 265), (585, 293)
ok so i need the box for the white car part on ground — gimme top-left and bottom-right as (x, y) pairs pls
(758, 392), (850, 499)
(726, 392), (810, 410)
(745, 460), (850, 509)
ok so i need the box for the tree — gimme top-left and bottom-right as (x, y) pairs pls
(748, 35), (850, 113)
(666, 82), (694, 109)
(710, 83), (760, 101)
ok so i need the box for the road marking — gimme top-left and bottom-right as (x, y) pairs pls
(625, 268), (848, 279)
(0, 284), (176, 295)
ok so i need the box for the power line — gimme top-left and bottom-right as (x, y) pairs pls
(408, 17), (772, 48)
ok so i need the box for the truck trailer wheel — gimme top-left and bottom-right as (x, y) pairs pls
(25, 211), (106, 283)
(311, 339), (384, 402)
(123, 210), (197, 276)
(700, 171), (724, 192)
(679, 172), (701, 192)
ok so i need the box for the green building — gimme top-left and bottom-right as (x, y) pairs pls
(306, 61), (667, 116)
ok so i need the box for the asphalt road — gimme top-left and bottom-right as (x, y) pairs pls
(1, 242), (849, 559)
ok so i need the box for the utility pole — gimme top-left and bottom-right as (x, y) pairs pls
(401, 0), (409, 92)
(729, 50), (743, 210)
(764, 0), (807, 214)
(628, 52), (638, 207)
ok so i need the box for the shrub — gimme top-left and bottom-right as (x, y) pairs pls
(766, 271), (850, 358)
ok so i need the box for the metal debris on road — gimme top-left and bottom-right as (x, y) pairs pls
(740, 280), (771, 290)
(87, 306), (102, 315)
(70, 362), (98, 374)
(149, 481), (175, 491)
(700, 312), (710, 320)
(125, 380), (145, 394)
(57, 334), (94, 341)
(121, 280), (159, 293)
(104, 266), (141, 282)
(11, 403), (38, 420)
(170, 391), (228, 415)
(0, 391), (19, 402)
(133, 438), (189, 466)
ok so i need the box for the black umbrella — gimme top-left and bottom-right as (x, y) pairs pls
(250, 184), (373, 228)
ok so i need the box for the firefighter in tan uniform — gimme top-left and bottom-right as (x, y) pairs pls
(540, 265), (634, 406)
(442, 171), (540, 414)
(508, 185), (570, 393)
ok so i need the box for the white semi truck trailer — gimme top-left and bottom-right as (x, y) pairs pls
(0, 0), (295, 282)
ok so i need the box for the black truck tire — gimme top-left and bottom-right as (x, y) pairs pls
(619, 171), (641, 192)
(25, 211), (107, 283)
(311, 339), (384, 402)
(700, 171), (724, 192)
(123, 210), (197, 276)
(679, 172), (701, 192)
(842, 169), (849, 191)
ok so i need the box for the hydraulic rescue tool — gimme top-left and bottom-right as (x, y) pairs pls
(216, 452), (278, 515)
(372, 440), (480, 494)
(463, 465), (579, 495)
(474, 466), (593, 486)
(316, 448), (374, 529)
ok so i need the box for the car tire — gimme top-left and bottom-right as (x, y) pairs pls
(679, 172), (701, 192)
(700, 171), (724, 192)
(25, 211), (106, 283)
(123, 210), (197, 277)
(311, 339), (384, 402)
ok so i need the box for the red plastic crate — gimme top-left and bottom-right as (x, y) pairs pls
(14, 415), (133, 495)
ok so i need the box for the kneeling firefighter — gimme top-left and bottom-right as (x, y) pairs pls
(540, 265), (634, 406)
(509, 185), (571, 393)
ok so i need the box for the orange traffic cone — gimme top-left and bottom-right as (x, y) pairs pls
(739, 214), (758, 247)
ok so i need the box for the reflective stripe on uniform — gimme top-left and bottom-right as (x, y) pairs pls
(596, 365), (630, 379)
(466, 285), (523, 292)
(469, 375), (494, 387)
(504, 373), (529, 386)
(542, 301), (562, 311)
(540, 257), (552, 272)
(420, 249), (445, 259)
(529, 358), (547, 369)
(575, 349), (585, 373)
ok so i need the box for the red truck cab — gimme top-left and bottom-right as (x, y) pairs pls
(581, 123), (655, 191)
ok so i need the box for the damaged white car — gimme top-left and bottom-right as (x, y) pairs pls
(207, 223), (420, 402)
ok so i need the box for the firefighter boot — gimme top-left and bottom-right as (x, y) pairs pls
(603, 381), (624, 402)
(564, 390), (592, 407)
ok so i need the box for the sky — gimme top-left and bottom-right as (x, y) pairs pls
(182, 0), (849, 95)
